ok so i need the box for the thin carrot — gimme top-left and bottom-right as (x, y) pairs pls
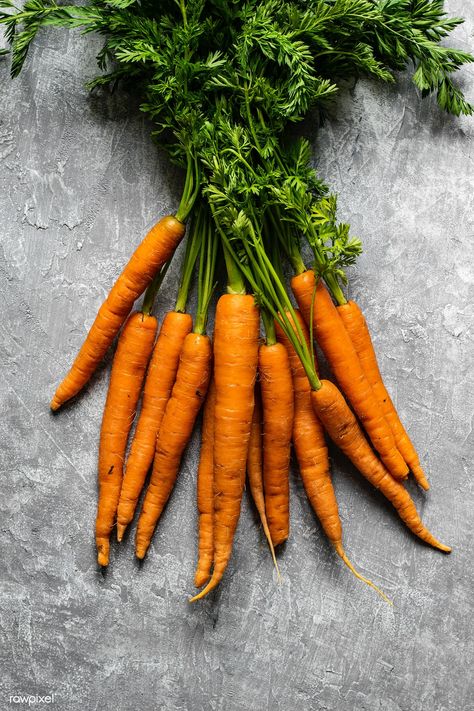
(337, 299), (430, 490)
(190, 293), (260, 601)
(276, 312), (390, 602)
(292, 270), (409, 481)
(194, 378), (216, 588)
(96, 310), (157, 566)
(116, 310), (193, 541)
(51, 215), (185, 411)
(259, 341), (294, 546)
(247, 388), (279, 575)
(311, 379), (451, 553)
(135, 331), (212, 559)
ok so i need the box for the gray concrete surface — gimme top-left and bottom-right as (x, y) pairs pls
(1, 3), (473, 710)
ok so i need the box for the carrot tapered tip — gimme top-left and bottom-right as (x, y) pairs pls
(194, 571), (211, 588)
(412, 465), (430, 491)
(434, 540), (451, 553)
(50, 396), (61, 411)
(97, 549), (109, 567)
(117, 523), (126, 542)
(333, 542), (393, 605)
(135, 545), (147, 560)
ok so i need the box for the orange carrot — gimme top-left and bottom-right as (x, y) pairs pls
(194, 378), (216, 588)
(337, 299), (429, 490)
(135, 332), (212, 559)
(275, 314), (340, 543)
(292, 270), (408, 481)
(311, 379), (451, 552)
(96, 311), (157, 566)
(275, 312), (389, 601)
(51, 215), (185, 411)
(259, 342), (294, 546)
(247, 388), (279, 574)
(116, 310), (193, 540)
(190, 294), (260, 601)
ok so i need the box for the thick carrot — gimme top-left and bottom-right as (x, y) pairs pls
(311, 380), (451, 553)
(275, 312), (389, 602)
(116, 310), (193, 540)
(247, 389), (279, 574)
(259, 342), (294, 546)
(337, 299), (429, 490)
(51, 215), (185, 411)
(135, 332), (212, 559)
(194, 378), (216, 588)
(190, 294), (260, 601)
(96, 311), (157, 566)
(292, 270), (408, 481)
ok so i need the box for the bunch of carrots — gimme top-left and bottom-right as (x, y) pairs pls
(3, 0), (469, 603)
(46, 197), (449, 604)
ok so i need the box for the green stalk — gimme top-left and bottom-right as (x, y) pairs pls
(267, 209), (306, 276)
(222, 239), (245, 295)
(195, 208), (218, 335)
(175, 207), (202, 313)
(262, 308), (276, 346)
(142, 260), (171, 316)
(175, 151), (201, 223)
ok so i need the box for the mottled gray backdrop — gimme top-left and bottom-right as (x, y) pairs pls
(1, 2), (473, 710)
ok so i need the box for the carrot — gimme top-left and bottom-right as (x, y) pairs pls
(247, 388), (279, 575)
(337, 299), (430, 490)
(259, 341), (294, 546)
(51, 215), (185, 411)
(311, 379), (451, 553)
(116, 310), (193, 541)
(190, 294), (260, 601)
(292, 270), (408, 481)
(194, 378), (216, 588)
(276, 312), (390, 602)
(135, 331), (212, 559)
(96, 311), (157, 566)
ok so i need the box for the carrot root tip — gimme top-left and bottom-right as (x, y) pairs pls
(135, 545), (147, 560)
(334, 542), (392, 606)
(117, 523), (126, 542)
(97, 550), (109, 567)
(435, 541), (452, 554)
(50, 397), (60, 411)
(194, 572), (211, 588)
(412, 465), (430, 491)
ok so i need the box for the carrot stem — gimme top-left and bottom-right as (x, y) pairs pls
(175, 151), (200, 224)
(175, 209), (202, 313)
(142, 260), (171, 316)
(195, 208), (218, 335)
(222, 240), (246, 295)
(262, 309), (276, 346)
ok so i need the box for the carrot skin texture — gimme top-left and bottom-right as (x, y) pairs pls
(337, 300), (429, 490)
(276, 315), (391, 604)
(247, 389), (279, 571)
(275, 313), (341, 546)
(51, 215), (185, 411)
(135, 332), (212, 559)
(194, 378), (216, 588)
(190, 294), (260, 601)
(311, 380), (451, 553)
(259, 343), (294, 546)
(292, 271), (408, 480)
(116, 311), (193, 540)
(96, 311), (157, 566)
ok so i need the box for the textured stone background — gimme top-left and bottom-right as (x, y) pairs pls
(1, 3), (473, 710)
